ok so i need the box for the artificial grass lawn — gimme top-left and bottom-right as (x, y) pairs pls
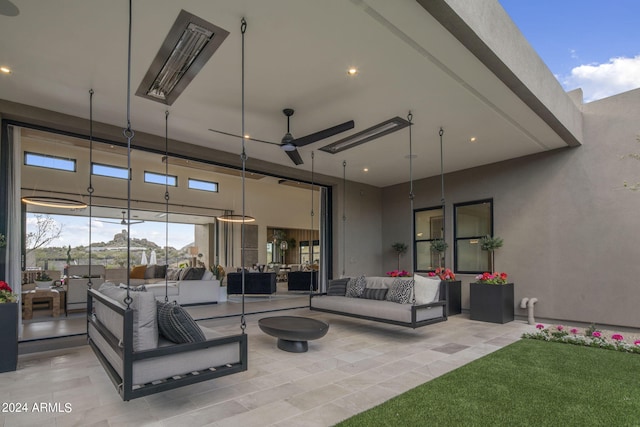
(337, 339), (640, 426)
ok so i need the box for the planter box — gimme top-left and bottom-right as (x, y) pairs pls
(0, 302), (19, 373)
(470, 282), (514, 324)
(446, 280), (462, 316)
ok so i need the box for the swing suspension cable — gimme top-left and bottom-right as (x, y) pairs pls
(240, 17), (247, 333)
(122, 0), (134, 309)
(87, 89), (95, 290)
(342, 160), (346, 277)
(164, 110), (170, 303)
(407, 111), (416, 305)
(310, 151), (315, 293)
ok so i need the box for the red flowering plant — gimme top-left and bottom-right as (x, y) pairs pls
(475, 272), (508, 285)
(386, 269), (411, 277)
(0, 281), (17, 303)
(429, 268), (456, 281)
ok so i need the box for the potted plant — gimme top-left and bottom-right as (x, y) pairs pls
(0, 279), (18, 373)
(470, 272), (514, 323)
(430, 239), (448, 269)
(429, 267), (461, 316)
(480, 235), (503, 272)
(391, 242), (408, 270)
(34, 271), (54, 289)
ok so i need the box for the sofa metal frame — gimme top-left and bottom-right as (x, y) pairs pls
(309, 281), (449, 329)
(87, 289), (248, 401)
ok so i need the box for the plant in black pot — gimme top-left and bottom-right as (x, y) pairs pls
(470, 271), (514, 324)
(0, 280), (18, 373)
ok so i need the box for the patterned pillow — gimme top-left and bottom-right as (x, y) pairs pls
(386, 278), (414, 304)
(119, 284), (146, 292)
(327, 278), (349, 296)
(361, 287), (388, 300)
(156, 301), (206, 344)
(345, 275), (366, 298)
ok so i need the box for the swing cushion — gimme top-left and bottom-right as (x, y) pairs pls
(156, 301), (206, 344)
(413, 274), (441, 305)
(96, 283), (158, 351)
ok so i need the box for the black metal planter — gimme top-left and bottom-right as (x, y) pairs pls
(470, 282), (514, 323)
(0, 302), (19, 373)
(446, 281), (462, 315)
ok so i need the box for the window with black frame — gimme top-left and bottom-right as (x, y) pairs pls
(414, 206), (444, 272)
(454, 199), (493, 273)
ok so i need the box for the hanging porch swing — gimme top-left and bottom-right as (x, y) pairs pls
(86, 9), (250, 401)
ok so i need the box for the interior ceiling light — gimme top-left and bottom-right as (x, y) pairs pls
(136, 9), (229, 105)
(320, 116), (411, 154)
(0, 66), (11, 74)
(217, 214), (256, 223)
(470, 137), (477, 142)
(22, 196), (87, 209)
(347, 67), (358, 76)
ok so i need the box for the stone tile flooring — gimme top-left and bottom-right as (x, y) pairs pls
(2, 310), (537, 427)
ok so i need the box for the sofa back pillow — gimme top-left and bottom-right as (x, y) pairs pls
(96, 282), (158, 351)
(166, 268), (181, 281)
(386, 278), (414, 304)
(364, 276), (395, 289)
(413, 274), (441, 304)
(130, 265), (147, 279)
(154, 265), (167, 279)
(327, 278), (349, 296)
(345, 275), (366, 298)
(361, 287), (388, 300)
(144, 265), (156, 279)
(201, 269), (215, 281)
(182, 267), (205, 280)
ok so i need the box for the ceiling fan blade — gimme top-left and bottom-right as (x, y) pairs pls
(208, 128), (280, 146)
(95, 219), (122, 225)
(285, 149), (304, 166)
(292, 120), (355, 148)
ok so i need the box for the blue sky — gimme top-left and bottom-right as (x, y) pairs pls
(499, 0), (640, 102)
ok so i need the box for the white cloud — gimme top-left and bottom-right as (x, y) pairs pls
(561, 55), (640, 102)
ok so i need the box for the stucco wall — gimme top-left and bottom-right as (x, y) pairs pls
(382, 88), (640, 328)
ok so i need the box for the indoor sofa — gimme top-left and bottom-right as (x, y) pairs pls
(126, 266), (220, 305)
(226, 272), (276, 295)
(287, 271), (318, 291)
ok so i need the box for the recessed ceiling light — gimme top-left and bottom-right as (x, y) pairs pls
(363, 168), (369, 172)
(470, 137), (477, 143)
(347, 67), (358, 76)
(0, 66), (11, 74)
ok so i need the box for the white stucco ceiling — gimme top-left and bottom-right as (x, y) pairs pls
(0, 0), (575, 187)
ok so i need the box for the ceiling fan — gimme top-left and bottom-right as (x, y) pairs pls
(96, 211), (145, 225)
(209, 108), (354, 165)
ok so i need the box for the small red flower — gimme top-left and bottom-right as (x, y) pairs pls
(536, 324), (545, 330)
(611, 334), (624, 341)
(0, 281), (12, 293)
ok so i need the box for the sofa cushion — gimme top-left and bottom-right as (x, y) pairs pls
(97, 282), (158, 351)
(154, 265), (167, 279)
(202, 269), (215, 281)
(183, 267), (205, 280)
(327, 278), (349, 296)
(414, 274), (441, 304)
(130, 265), (147, 279)
(166, 268), (181, 281)
(156, 301), (206, 344)
(345, 275), (366, 298)
(386, 278), (414, 304)
(144, 265), (156, 279)
(362, 287), (388, 300)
